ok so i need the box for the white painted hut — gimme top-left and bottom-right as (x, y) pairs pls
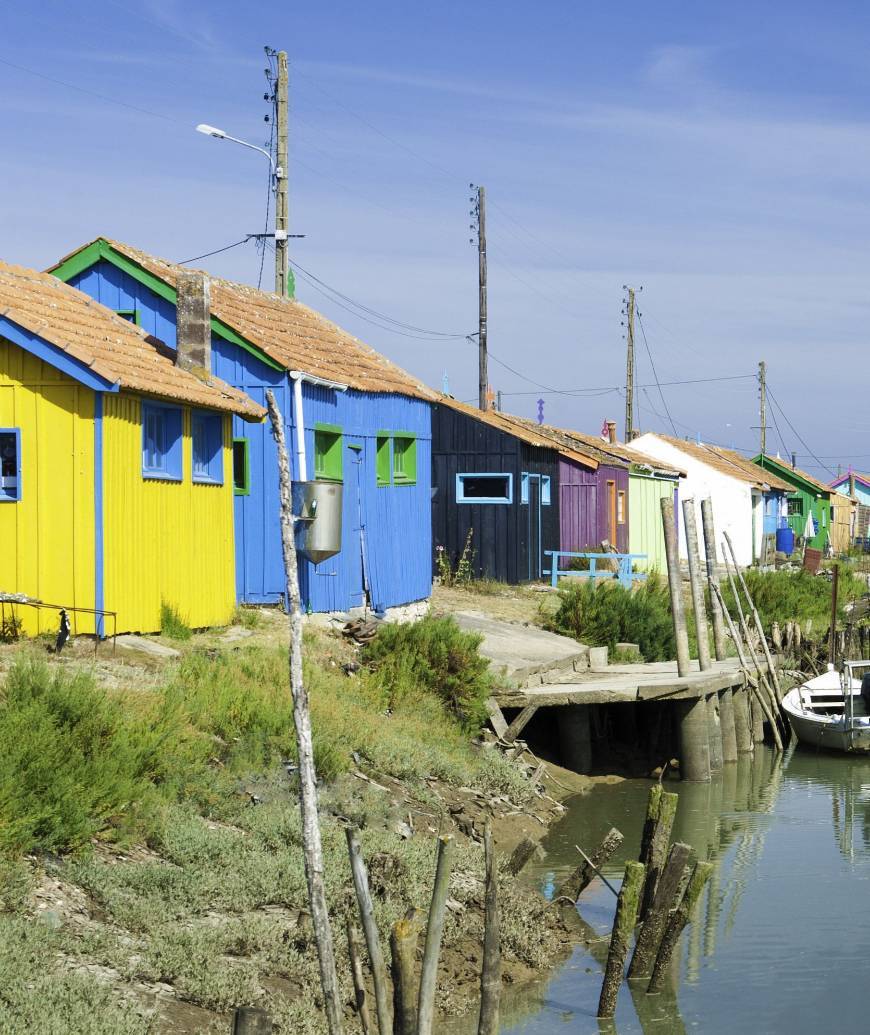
(629, 433), (791, 566)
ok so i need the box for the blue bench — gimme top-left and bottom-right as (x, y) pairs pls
(543, 551), (648, 590)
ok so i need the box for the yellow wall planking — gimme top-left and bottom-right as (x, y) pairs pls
(628, 473), (676, 574)
(102, 393), (236, 633)
(0, 338), (96, 635)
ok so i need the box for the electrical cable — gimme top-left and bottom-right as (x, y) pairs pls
(497, 373), (756, 398)
(0, 55), (181, 123)
(767, 386), (836, 477)
(636, 311), (678, 437)
(178, 238), (252, 265)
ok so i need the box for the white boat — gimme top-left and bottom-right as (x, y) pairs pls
(783, 661), (870, 754)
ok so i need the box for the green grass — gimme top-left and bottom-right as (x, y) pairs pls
(232, 605), (263, 630)
(159, 601), (192, 641)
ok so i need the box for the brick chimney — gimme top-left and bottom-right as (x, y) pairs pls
(176, 271), (210, 373)
(606, 420), (617, 444)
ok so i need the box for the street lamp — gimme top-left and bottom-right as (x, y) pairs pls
(195, 123), (282, 179)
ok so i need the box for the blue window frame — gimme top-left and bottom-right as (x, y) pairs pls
(520, 473), (529, 504)
(142, 403), (183, 481)
(192, 410), (224, 485)
(0, 428), (21, 501)
(456, 472), (513, 504)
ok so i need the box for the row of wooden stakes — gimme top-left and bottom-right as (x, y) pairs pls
(555, 784), (710, 1020)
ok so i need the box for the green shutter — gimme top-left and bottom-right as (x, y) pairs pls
(314, 424), (343, 481)
(392, 435), (417, 486)
(376, 434), (391, 486)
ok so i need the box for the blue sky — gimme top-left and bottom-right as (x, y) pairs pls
(3, 1), (870, 476)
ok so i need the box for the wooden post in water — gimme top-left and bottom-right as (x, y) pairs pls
(346, 828), (391, 1035)
(638, 785), (679, 921)
(829, 563), (840, 668)
(417, 835), (455, 1035)
(477, 823), (501, 1035)
(647, 861), (714, 995)
(556, 827), (624, 902)
(706, 693), (724, 772)
(682, 499), (712, 671)
(628, 841), (691, 979)
(700, 499), (728, 662)
(558, 705), (592, 774)
(265, 390), (344, 1035)
(597, 861), (645, 1018)
(719, 689), (739, 763)
(676, 696), (711, 782)
(389, 911), (420, 1035)
(661, 496), (691, 677)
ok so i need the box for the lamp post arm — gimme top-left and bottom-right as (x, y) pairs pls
(221, 133), (281, 178)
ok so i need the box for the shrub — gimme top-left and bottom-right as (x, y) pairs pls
(160, 601), (191, 641)
(0, 658), (181, 854)
(721, 568), (865, 637)
(361, 616), (494, 731)
(546, 575), (678, 662)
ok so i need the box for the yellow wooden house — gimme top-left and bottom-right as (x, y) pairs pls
(0, 260), (264, 637)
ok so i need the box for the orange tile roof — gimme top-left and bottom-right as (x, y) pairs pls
(641, 434), (792, 492)
(52, 238), (436, 401)
(436, 396), (600, 469)
(0, 260), (265, 420)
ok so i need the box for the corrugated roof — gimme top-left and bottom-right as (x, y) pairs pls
(436, 396), (600, 469)
(639, 434), (792, 492)
(0, 260), (265, 420)
(51, 238), (436, 401)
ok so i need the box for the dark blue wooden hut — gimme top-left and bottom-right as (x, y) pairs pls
(50, 238), (434, 616)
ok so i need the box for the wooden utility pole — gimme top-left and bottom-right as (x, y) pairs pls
(624, 287), (636, 441)
(274, 50), (290, 296)
(477, 186), (488, 411)
(758, 360), (767, 456)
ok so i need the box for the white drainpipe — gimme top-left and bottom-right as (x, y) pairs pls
(288, 370), (349, 482)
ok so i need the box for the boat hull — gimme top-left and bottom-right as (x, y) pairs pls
(783, 683), (870, 754)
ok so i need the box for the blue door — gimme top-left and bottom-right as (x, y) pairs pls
(523, 473), (543, 580)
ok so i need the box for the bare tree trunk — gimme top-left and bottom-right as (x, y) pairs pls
(477, 823), (501, 1035)
(347, 920), (373, 1035)
(265, 390), (344, 1035)
(346, 828), (391, 1035)
(417, 835), (454, 1035)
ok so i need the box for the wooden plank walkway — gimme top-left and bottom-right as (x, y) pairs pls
(493, 658), (753, 708)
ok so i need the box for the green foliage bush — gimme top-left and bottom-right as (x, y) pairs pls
(361, 615), (494, 731)
(546, 575), (678, 662)
(159, 601), (191, 641)
(721, 568), (865, 637)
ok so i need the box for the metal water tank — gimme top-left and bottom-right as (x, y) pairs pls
(292, 481), (343, 564)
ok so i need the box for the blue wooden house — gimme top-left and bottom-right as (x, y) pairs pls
(50, 238), (435, 615)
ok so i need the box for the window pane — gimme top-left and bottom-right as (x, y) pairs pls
(0, 429), (19, 501)
(392, 436), (416, 483)
(233, 439), (248, 494)
(192, 418), (208, 477)
(314, 428), (342, 481)
(460, 475), (510, 500)
(376, 435), (390, 485)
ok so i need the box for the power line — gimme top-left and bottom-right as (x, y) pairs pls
(497, 373), (756, 398)
(766, 385), (836, 477)
(636, 311), (677, 437)
(178, 238), (252, 265)
(0, 55), (180, 123)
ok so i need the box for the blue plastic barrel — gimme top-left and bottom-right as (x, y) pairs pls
(776, 526), (795, 556)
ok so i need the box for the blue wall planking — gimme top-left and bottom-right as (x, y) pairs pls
(66, 259), (432, 612)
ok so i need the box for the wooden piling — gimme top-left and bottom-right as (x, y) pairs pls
(660, 497), (691, 677)
(389, 911), (420, 1035)
(477, 824), (501, 1035)
(346, 828), (391, 1035)
(628, 841), (691, 979)
(558, 704), (592, 774)
(347, 921), (373, 1035)
(677, 696), (711, 782)
(556, 827), (624, 902)
(638, 786), (678, 920)
(417, 835), (454, 1035)
(597, 861), (645, 1018)
(682, 499), (712, 671)
(706, 693), (724, 772)
(700, 499), (728, 662)
(719, 689), (738, 763)
(647, 862), (713, 995)
(750, 693), (764, 743)
(732, 688), (753, 754)
(232, 1008), (272, 1034)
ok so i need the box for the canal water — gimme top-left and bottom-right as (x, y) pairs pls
(486, 746), (870, 1033)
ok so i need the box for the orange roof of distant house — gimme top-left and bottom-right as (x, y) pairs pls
(638, 433), (792, 492)
(0, 259), (264, 420)
(51, 238), (436, 401)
